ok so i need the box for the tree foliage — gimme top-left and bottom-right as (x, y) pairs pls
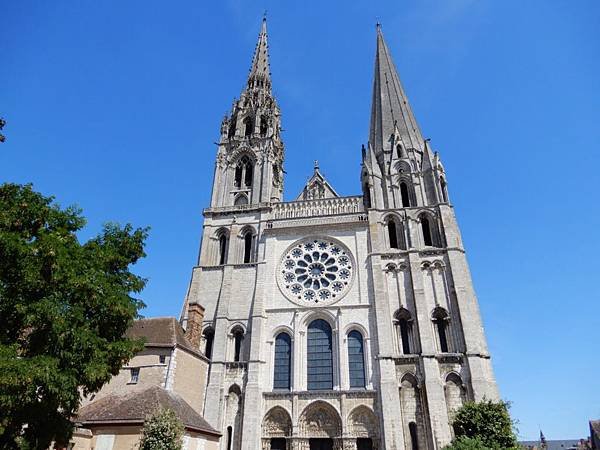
(445, 399), (519, 450)
(0, 183), (148, 449)
(139, 408), (184, 450)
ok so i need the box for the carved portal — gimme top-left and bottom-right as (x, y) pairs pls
(347, 406), (379, 438)
(263, 406), (293, 438)
(298, 401), (342, 438)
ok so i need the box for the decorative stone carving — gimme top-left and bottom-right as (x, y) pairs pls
(262, 406), (292, 438)
(298, 402), (342, 438)
(347, 406), (379, 438)
(277, 237), (355, 306)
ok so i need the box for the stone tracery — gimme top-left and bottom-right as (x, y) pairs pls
(278, 238), (354, 305)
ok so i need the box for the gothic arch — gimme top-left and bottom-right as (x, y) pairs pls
(298, 401), (342, 438)
(234, 193), (248, 206)
(417, 211), (441, 247)
(445, 372), (467, 418)
(347, 405), (379, 439)
(262, 406), (292, 438)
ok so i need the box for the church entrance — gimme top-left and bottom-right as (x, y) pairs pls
(309, 438), (333, 450)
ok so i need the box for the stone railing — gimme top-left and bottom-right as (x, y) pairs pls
(271, 196), (364, 220)
(203, 202), (271, 215)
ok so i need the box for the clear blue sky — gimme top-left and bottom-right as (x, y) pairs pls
(2, 0), (599, 441)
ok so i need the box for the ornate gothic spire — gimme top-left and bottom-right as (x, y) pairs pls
(247, 17), (271, 91)
(369, 25), (424, 156)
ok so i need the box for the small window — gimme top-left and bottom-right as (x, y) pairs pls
(244, 117), (253, 137)
(129, 367), (140, 384)
(219, 234), (228, 265)
(203, 328), (214, 359)
(234, 194), (248, 206)
(400, 182), (411, 207)
(260, 115), (268, 136)
(397, 144), (403, 158)
(440, 178), (448, 202)
(421, 216), (433, 247)
(159, 355), (166, 364)
(395, 309), (413, 355)
(233, 328), (244, 362)
(243, 232), (253, 263)
(388, 219), (399, 249)
(226, 426), (233, 450)
(433, 308), (450, 353)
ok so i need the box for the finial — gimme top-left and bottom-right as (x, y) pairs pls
(263, 10), (267, 21)
(376, 20), (381, 30)
(314, 160), (319, 172)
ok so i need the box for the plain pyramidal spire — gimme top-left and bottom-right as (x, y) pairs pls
(369, 24), (424, 154)
(247, 17), (271, 90)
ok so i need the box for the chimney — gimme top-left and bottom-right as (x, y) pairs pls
(185, 301), (205, 350)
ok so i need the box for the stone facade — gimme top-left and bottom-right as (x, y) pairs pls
(181, 19), (499, 450)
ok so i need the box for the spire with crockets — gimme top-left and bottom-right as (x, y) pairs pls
(247, 17), (271, 91)
(210, 18), (284, 208)
(362, 24), (449, 210)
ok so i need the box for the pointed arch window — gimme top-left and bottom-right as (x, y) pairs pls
(400, 182), (412, 207)
(397, 144), (404, 158)
(395, 309), (414, 355)
(348, 330), (366, 388)
(228, 118), (237, 138)
(440, 177), (448, 203)
(420, 215), (434, 247)
(273, 333), (291, 390)
(260, 115), (268, 136)
(234, 194), (248, 206)
(307, 319), (333, 390)
(432, 307), (450, 353)
(234, 155), (254, 189)
(243, 117), (253, 137)
(218, 232), (229, 265)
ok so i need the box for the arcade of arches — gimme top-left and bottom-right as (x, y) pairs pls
(261, 403), (379, 450)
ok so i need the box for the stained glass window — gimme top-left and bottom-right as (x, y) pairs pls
(307, 319), (333, 390)
(348, 330), (365, 388)
(273, 333), (291, 390)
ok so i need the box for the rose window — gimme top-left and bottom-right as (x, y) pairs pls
(278, 237), (354, 305)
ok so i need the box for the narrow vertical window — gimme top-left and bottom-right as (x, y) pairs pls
(433, 308), (450, 353)
(226, 426), (233, 450)
(233, 328), (244, 362)
(260, 115), (268, 136)
(421, 216), (433, 247)
(388, 219), (399, 249)
(399, 318), (411, 354)
(400, 182), (411, 207)
(244, 162), (253, 186)
(440, 178), (448, 202)
(273, 333), (291, 390)
(219, 234), (228, 265)
(203, 328), (214, 359)
(436, 321), (449, 353)
(348, 330), (366, 388)
(234, 165), (242, 187)
(409, 422), (419, 450)
(244, 117), (253, 136)
(307, 319), (333, 390)
(243, 232), (253, 263)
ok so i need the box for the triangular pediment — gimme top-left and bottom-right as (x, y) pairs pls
(296, 162), (339, 201)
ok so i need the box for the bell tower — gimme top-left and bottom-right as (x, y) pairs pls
(210, 18), (284, 208)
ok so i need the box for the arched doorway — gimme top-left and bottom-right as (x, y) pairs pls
(262, 406), (292, 450)
(347, 406), (380, 450)
(298, 401), (342, 450)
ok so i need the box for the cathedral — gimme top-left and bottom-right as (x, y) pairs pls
(180, 18), (499, 450)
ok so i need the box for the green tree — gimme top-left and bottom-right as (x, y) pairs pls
(0, 183), (148, 449)
(445, 399), (519, 450)
(139, 408), (184, 450)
